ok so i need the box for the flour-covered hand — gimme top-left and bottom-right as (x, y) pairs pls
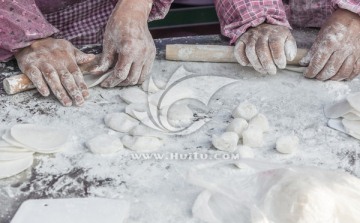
(234, 24), (297, 75)
(93, 0), (156, 88)
(300, 9), (360, 81)
(15, 38), (95, 106)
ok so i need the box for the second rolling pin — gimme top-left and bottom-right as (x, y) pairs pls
(166, 44), (308, 65)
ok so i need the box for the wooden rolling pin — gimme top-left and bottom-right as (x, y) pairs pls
(3, 44), (308, 95)
(166, 44), (308, 65)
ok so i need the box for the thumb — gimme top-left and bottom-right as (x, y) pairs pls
(74, 48), (96, 65)
(90, 40), (116, 74)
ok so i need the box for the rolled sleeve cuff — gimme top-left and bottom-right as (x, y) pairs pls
(149, 0), (173, 21)
(333, 0), (360, 15)
(225, 16), (291, 44)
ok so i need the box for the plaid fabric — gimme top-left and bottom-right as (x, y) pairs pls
(0, 0), (173, 62)
(0, 0), (59, 61)
(215, 0), (360, 44)
(44, 0), (114, 46)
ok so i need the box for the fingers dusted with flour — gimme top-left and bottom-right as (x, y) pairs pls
(93, 0), (156, 88)
(234, 24), (297, 75)
(300, 9), (360, 81)
(14, 38), (95, 106)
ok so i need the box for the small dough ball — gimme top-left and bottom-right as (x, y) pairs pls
(142, 77), (160, 93)
(232, 101), (258, 120)
(212, 132), (239, 152)
(242, 127), (264, 148)
(125, 103), (147, 119)
(235, 145), (254, 168)
(104, 113), (139, 133)
(249, 114), (270, 132)
(226, 118), (248, 137)
(122, 135), (163, 152)
(86, 134), (123, 154)
(119, 87), (148, 104)
(276, 135), (299, 154)
(166, 103), (194, 128)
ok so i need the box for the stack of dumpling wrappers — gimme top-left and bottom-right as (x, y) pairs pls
(0, 124), (68, 179)
(325, 92), (360, 139)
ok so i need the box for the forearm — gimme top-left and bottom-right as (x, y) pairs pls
(214, 0), (291, 44)
(0, 0), (58, 62)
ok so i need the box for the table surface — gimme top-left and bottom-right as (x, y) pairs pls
(1, 31), (360, 222)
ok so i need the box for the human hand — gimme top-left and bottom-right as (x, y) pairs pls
(300, 9), (360, 81)
(92, 0), (156, 88)
(234, 24), (297, 75)
(15, 38), (95, 106)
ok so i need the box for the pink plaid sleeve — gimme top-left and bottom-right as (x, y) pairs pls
(149, 0), (174, 21)
(214, 0), (291, 44)
(333, 0), (360, 14)
(0, 0), (59, 62)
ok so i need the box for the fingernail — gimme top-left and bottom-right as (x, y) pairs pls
(75, 95), (85, 106)
(63, 98), (72, 107)
(41, 88), (50, 97)
(82, 90), (90, 99)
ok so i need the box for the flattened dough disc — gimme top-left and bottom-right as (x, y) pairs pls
(10, 124), (69, 151)
(0, 151), (33, 161)
(0, 155), (33, 179)
(324, 99), (353, 119)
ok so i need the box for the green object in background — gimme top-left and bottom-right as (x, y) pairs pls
(149, 6), (219, 29)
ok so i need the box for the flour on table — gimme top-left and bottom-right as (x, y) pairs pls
(212, 132), (239, 152)
(104, 113), (139, 133)
(226, 118), (248, 137)
(86, 134), (123, 154)
(276, 135), (299, 154)
(122, 135), (163, 152)
(232, 101), (258, 120)
(119, 87), (148, 104)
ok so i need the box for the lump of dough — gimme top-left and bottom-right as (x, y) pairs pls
(119, 87), (148, 104)
(242, 127), (264, 148)
(141, 77), (160, 93)
(122, 135), (163, 152)
(263, 175), (336, 223)
(212, 132), (239, 152)
(125, 103), (147, 119)
(232, 101), (258, 120)
(10, 124), (69, 151)
(276, 135), (299, 154)
(235, 145), (254, 168)
(129, 125), (163, 138)
(166, 103), (194, 128)
(249, 114), (270, 132)
(0, 155), (33, 179)
(86, 134), (123, 154)
(104, 113), (139, 133)
(226, 118), (248, 137)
